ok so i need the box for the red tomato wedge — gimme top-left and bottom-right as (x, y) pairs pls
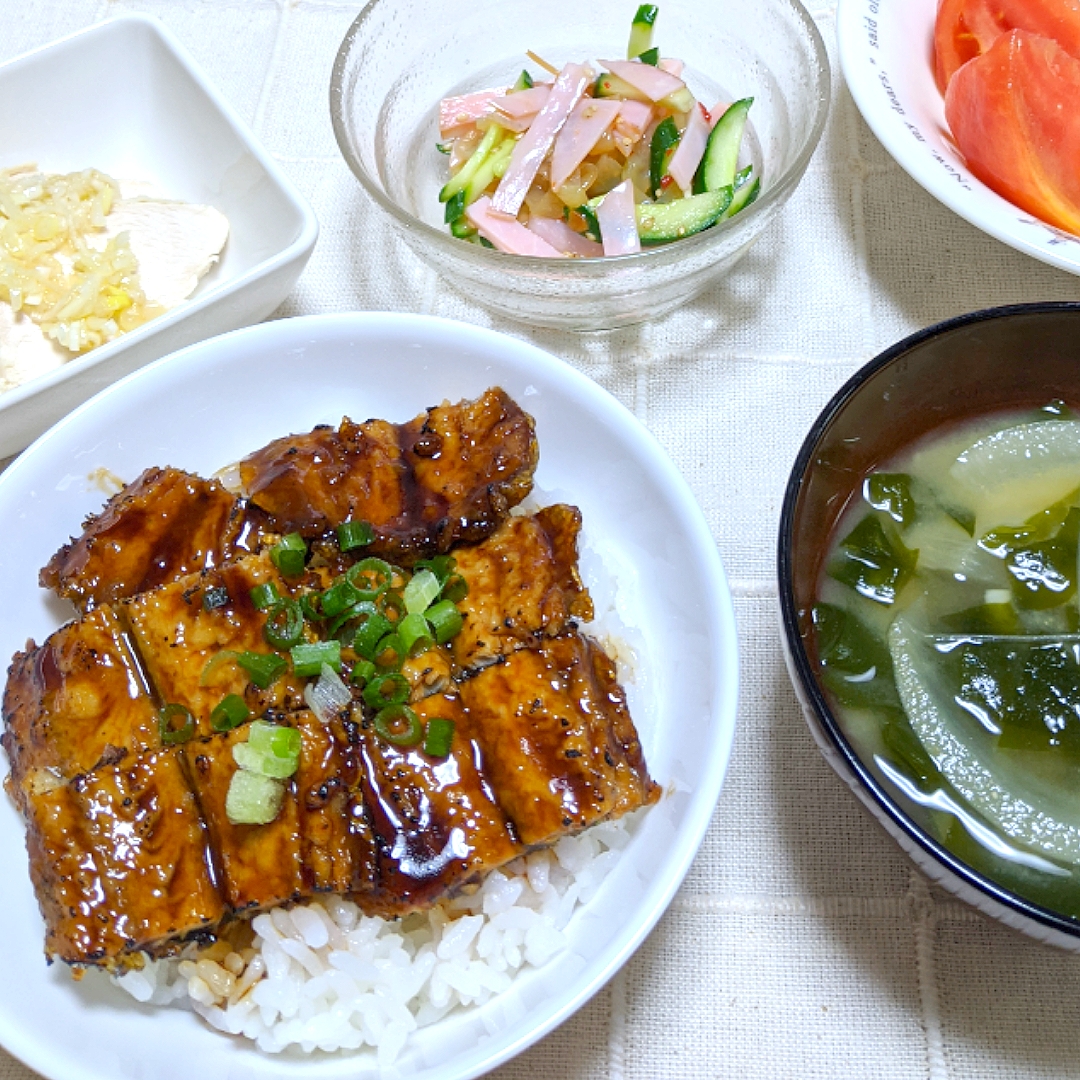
(945, 29), (1080, 234)
(934, 0), (1080, 91)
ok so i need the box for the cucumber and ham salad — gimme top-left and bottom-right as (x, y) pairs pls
(436, 5), (760, 257)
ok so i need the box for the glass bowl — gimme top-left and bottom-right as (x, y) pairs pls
(330, 0), (829, 331)
(778, 302), (1080, 950)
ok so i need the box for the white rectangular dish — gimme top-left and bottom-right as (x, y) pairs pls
(0, 15), (318, 458)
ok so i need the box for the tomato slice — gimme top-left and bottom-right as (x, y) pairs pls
(934, 0), (1080, 91)
(945, 29), (1080, 235)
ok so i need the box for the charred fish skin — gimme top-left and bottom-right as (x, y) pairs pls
(458, 633), (660, 848)
(123, 552), (329, 737)
(3, 390), (660, 974)
(39, 467), (264, 614)
(23, 747), (225, 967)
(2, 607), (159, 810)
(239, 388), (538, 564)
(355, 691), (522, 915)
(451, 504), (594, 672)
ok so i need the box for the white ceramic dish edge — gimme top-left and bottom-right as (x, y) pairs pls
(0, 14), (319, 458)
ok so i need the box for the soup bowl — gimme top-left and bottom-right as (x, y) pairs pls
(778, 301), (1080, 949)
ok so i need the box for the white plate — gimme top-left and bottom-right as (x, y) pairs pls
(837, 0), (1080, 274)
(0, 314), (738, 1080)
(0, 16), (318, 459)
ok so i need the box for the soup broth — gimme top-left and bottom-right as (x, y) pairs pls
(814, 402), (1080, 917)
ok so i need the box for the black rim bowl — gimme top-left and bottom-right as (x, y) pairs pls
(778, 301), (1080, 941)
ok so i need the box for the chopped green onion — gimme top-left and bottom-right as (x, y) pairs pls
(415, 555), (454, 585)
(328, 598), (379, 638)
(248, 720), (302, 761)
(337, 520), (375, 552)
(232, 742), (296, 779)
(441, 573), (469, 604)
(263, 598), (304, 649)
(350, 659), (377, 686)
(354, 612), (394, 660)
(346, 557), (394, 601)
(291, 639), (342, 677)
(225, 769), (284, 825)
(270, 533), (307, 577)
(381, 589), (406, 623)
(211, 693), (250, 732)
(249, 581), (281, 611)
(398, 611), (435, 655)
(444, 188), (467, 225)
(426, 599), (464, 644)
(637, 46), (660, 65)
(320, 578), (362, 618)
(200, 650), (238, 687)
(374, 632), (406, 669)
(362, 672), (410, 710)
(203, 585), (230, 612)
(373, 703), (423, 747)
(235, 651), (288, 689)
(159, 703), (195, 745)
(300, 592), (324, 622)
(404, 569), (441, 614)
(423, 717), (456, 758)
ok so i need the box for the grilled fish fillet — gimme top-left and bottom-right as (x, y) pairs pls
(4, 395), (656, 973)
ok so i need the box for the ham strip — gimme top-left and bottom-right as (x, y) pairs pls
(613, 99), (654, 155)
(525, 216), (605, 257)
(439, 87), (509, 138)
(489, 85), (551, 119)
(466, 196), (566, 257)
(550, 99), (622, 191)
(659, 58), (685, 78)
(596, 181), (641, 256)
(668, 102), (712, 193)
(598, 59), (686, 102)
(490, 63), (593, 217)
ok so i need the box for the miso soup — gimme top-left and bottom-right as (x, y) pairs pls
(814, 402), (1080, 917)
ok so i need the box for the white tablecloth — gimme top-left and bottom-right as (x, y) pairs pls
(4, 3), (1080, 1078)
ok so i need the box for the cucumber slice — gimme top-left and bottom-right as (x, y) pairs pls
(636, 187), (733, 245)
(594, 72), (651, 102)
(694, 97), (753, 194)
(627, 4), (658, 59)
(649, 117), (681, 197)
(511, 69), (534, 92)
(721, 172), (760, 219)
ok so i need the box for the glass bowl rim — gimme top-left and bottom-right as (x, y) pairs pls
(328, 0), (831, 272)
(777, 300), (1080, 941)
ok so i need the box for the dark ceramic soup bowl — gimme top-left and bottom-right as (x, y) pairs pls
(779, 301), (1080, 950)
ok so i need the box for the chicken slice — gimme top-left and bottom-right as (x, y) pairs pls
(239, 388), (538, 564)
(458, 632), (659, 847)
(40, 467), (264, 612)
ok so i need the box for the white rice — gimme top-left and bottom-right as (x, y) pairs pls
(114, 815), (637, 1061)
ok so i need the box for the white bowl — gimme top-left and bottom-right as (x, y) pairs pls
(0, 313), (738, 1080)
(837, 0), (1080, 275)
(0, 15), (318, 459)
